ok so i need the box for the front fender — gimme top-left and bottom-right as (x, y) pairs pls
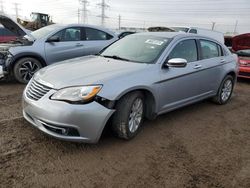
(6, 52), (47, 71)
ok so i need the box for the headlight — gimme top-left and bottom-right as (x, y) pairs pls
(51, 85), (102, 103)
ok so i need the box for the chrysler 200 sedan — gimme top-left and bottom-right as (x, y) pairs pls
(22, 32), (238, 143)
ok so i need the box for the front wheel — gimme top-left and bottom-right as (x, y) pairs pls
(13, 57), (42, 84)
(212, 75), (234, 105)
(112, 92), (145, 140)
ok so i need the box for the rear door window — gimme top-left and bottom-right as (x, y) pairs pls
(200, 40), (220, 59)
(85, 28), (113, 40)
(168, 39), (198, 62)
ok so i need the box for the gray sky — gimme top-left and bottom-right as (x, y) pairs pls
(2, 0), (250, 34)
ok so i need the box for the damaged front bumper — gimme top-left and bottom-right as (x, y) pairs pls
(0, 58), (5, 79)
(0, 65), (3, 79)
(0, 53), (13, 79)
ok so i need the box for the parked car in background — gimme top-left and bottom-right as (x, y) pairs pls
(0, 15), (118, 83)
(232, 33), (250, 79)
(171, 27), (225, 44)
(23, 32), (238, 143)
(148, 26), (175, 32)
(0, 26), (18, 43)
(224, 35), (234, 51)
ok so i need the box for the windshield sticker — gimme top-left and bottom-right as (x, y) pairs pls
(145, 39), (164, 46)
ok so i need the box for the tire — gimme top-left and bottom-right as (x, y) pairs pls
(212, 75), (234, 105)
(112, 92), (145, 140)
(13, 57), (42, 84)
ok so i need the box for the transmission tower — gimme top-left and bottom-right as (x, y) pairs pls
(118, 15), (121, 30)
(97, 0), (109, 26)
(13, 3), (21, 19)
(0, 0), (4, 14)
(79, 0), (89, 24)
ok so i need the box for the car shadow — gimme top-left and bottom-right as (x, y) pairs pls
(237, 77), (250, 84)
(0, 79), (20, 85)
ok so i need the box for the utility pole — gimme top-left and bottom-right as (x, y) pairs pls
(233, 20), (238, 34)
(77, 8), (80, 24)
(97, 0), (109, 26)
(13, 3), (21, 19)
(118, 15), (121, 30)
(79, 0), (88, 24)
(0, 0), (4, 14)
(211, 22), (216, 30)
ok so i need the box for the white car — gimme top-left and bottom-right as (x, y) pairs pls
(172, 27), (225, 44)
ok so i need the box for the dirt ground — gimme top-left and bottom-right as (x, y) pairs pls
(0, 79), (250, 188)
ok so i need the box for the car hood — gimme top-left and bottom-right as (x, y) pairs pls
(0, 15), (33, 38)
(0, 43), (21, 51)
(232, 33), (250, 52)
(35, 56), (150, 89)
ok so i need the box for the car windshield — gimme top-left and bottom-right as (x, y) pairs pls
(236, 49), (250, 57)
(101, 35), (170, 64)
(27, 24), (62, 39)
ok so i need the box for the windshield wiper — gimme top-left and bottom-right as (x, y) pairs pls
(101, 55), (131, 62)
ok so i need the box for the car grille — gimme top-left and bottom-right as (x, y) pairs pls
(26, 79), (52, 101)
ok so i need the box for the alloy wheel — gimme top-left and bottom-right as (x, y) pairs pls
(19, 61), (40, 82)
(221, 79), (233, 102)
(128, 98), (143, 133)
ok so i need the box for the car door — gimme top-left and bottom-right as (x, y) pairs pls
(81, 27), (115, 55)
(158, 39), (214, 113)
(197, 39), (226, 91)
(45, 27), (85, 63)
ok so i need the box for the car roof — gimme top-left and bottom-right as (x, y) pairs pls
(52, 23), (117, 36)
(133, 31), (195, 38)
(133, 31), (224, 45)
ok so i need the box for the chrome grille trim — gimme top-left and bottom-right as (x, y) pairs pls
(26, 79), (52, 101)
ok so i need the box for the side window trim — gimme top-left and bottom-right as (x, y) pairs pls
(85, 27), (113, 41)
(196, 39), (202, 61)
(81, 27), (86, 41)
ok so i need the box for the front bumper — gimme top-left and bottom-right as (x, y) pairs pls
(22, 88), (115, 143)
(238, 66), (250, 78)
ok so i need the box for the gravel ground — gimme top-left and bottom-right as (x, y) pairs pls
(0, 79), (250, 188)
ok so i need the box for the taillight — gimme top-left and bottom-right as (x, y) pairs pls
(239, 59), (248, 66)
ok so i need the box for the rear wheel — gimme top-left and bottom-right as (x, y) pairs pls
(212, 75), (234, 105)
(13, 57), (42, 84)
(112, 92), (145, 140)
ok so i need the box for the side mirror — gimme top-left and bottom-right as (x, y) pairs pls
(46, 36), (60, 43)
(165, 58), (187, 68)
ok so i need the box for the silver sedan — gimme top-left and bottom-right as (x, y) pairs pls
(22, 32), (238, 143)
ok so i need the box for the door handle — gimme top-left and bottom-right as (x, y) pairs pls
(75, 43), (84, 47)
(220, 59), (226, 63)
(194, 64), (202, 69)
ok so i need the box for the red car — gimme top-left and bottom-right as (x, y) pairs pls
(0, 27), (17, 43)
(232, 33), (250, 79)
